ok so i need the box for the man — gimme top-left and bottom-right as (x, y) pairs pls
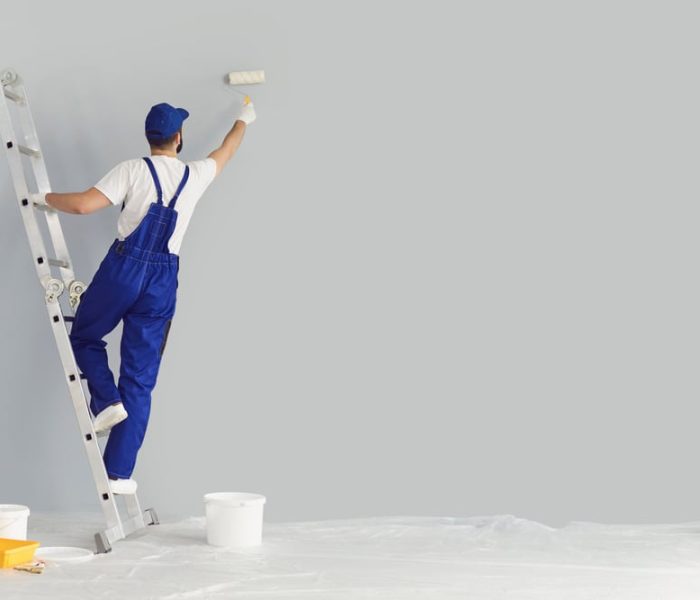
(31, 99), (256, 495)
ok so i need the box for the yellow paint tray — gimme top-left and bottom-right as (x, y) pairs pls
(0, 538), (40, 568)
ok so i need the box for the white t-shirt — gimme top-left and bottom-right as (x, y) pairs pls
(94, 155), (217, 255)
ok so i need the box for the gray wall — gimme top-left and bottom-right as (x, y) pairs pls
(0, 0), (698, 526)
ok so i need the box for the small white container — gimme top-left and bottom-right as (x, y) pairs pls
(204, 492), (266, 547)
(0, 505), (30, 540)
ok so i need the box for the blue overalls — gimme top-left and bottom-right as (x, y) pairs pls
(70, 157), (190, 479)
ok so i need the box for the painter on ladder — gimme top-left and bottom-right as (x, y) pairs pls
(30, 98), (256, 495)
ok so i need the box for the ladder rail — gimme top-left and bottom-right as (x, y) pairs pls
(0, 79), (122, 542)
(0, 89), (53, 286)
(14, 81), (77, 291)
(44, 303), (124, 539)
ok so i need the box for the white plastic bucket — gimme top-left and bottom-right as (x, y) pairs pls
(0, 505), (30, 540)
(204, 492), (266, 547)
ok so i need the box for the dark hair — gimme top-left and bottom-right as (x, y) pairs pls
(147, 130), (180, 149)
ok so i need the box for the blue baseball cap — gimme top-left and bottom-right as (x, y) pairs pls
(145, 103), (189, 141)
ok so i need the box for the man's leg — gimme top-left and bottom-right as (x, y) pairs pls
(102, 312), (173, 479)
(69, 255), (138, 416)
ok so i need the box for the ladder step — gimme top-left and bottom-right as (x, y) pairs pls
(3, 89), (24, 104)
(18, 144), (40, 158)
(64, 316), (75, 322)
(48, 258), (69, 268)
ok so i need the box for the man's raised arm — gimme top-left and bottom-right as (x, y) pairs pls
(208, 101), (256, 176)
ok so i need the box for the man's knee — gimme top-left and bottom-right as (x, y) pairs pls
(70, 334), (106, 351)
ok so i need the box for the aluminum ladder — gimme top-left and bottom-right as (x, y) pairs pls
(0, 68), (158, 553)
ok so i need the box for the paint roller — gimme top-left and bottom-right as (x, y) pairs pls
(226, 70), (265, 105)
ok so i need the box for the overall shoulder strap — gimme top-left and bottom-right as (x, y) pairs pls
(168, 165), (190, 209)
(143, 157), (163, 205)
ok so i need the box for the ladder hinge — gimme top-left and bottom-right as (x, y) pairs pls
(69, 281), (87, 309)
(44, 278), (64, 303)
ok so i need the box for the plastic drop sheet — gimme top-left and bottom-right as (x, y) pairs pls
(4, 513), (700, 599)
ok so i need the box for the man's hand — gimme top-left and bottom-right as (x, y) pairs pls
(236, 101), (256, 125)
(29, 192), (48, 207)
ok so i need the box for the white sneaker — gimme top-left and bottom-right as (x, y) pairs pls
(93, 402), (128, 434)
(109, 478), (138, 495)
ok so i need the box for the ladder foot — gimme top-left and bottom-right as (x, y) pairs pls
(145, 507), (159, 526)
(94, 532), (112, 554)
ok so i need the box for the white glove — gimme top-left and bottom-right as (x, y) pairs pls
(29, 192), (48, 206)
(237, 100), (256, 125)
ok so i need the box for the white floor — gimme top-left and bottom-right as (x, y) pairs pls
(4, 513), (700, 599)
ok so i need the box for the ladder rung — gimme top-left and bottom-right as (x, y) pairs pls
(33, 203), (54, 212)
(18, 144), (40, 158)
(48, 258), (69, 268)
(64, 316), (75, 322)
(3, 89), (24, 104)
